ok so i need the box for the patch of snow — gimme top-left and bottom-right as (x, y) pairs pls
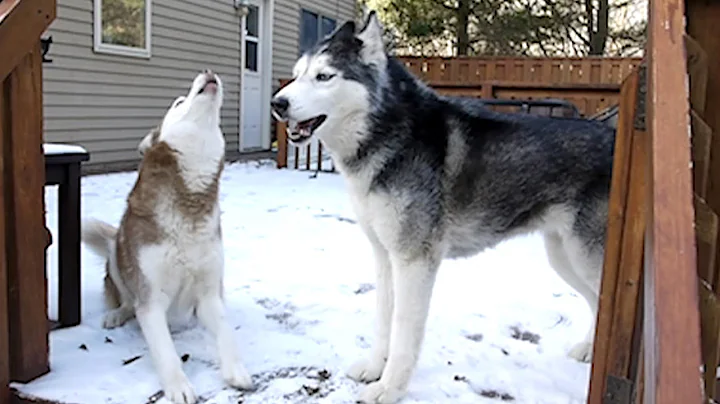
(43, 143), (88, 155)
(15, 160), (591, 403)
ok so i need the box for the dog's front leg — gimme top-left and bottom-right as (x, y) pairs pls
(358, 255), (439, 404)
(347, 232), (393, 382)
(135, 301), (196, 404)
(196, 293), (254, 390)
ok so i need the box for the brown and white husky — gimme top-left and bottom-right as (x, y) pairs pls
(82, 70), (253, 404)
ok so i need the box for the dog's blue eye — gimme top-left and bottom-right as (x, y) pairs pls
(316, 73), (334, 82)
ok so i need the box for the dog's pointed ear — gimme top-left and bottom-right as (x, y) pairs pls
(333, 21), (356, 40)
(138, 126), (160, 156)
(356, 10), (385, 64)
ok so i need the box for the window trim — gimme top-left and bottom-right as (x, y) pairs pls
(93, 0), (152, 58)
(298, 8), (336, 56)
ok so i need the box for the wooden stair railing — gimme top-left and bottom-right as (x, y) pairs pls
(0, 0), (57, 402)
(586, 61), (648, 404)
(588, 0), (715, 402)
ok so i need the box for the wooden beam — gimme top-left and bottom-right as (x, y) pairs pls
(644, 0), (704, 402)
(587, 65), (638, 404)
(0, 0), (57, 81)
(0, 72), (12, 404)
(603, 73), (647, 388)
(5, 45), (50, 383)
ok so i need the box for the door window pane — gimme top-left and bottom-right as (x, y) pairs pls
(246, 5), (259, 38)
(245, 41), (258, 72)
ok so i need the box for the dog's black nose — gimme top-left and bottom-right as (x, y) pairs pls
(271, 97), (290, 118)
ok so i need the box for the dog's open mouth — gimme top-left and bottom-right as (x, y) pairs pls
(287, 115), (327, 142)
(198, 78), (218, 95)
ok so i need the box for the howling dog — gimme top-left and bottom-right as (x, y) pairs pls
(82, 70), (253, 404)
(271, 12), (614, 404)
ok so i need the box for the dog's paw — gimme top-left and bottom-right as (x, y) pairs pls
(347, 356), (385, 383)
(568, 340), (593, 363)
(357, 381), (405, 404)
(163, 372), (197, 404)
(222, 362), (254, 391)
(102, 307), (133, 329)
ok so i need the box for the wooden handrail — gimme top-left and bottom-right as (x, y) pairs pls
(644, 0), (704, 401)
(0, 0), (21, 24)
(0, 0), (56, 81)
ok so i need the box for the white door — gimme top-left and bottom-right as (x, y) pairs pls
(241, 2), (264, 151)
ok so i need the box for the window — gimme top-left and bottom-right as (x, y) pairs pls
(94, 0), (152, 58)
(299, 9), (337, 55)
(245, 5), (259, 72)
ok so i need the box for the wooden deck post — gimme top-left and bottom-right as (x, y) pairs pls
(644, 0), (704, 401)
(0, 0), (58, 397)
(5, 39), (51, 385)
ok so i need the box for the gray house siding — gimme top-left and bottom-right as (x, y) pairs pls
(43, 0), (242, 170)
(271, 0), (358, 89)
(42, 0), (357, 171)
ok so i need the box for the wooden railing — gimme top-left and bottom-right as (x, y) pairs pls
(586, 0), (720, 402)
(0, 0), (57, 402)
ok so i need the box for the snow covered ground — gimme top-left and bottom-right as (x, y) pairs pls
(13, 160), (591, 404)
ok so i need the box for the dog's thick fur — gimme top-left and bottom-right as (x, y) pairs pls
(272, 12), (614, 404)
(82, 71), (253, 404)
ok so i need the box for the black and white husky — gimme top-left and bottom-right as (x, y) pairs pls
(272, 12), (614, 404)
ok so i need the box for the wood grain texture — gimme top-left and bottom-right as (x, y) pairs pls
(0, 73), (12, 404)
(6, 47), (50, 383)
(644, 0), (704, 401)
(0, 0), (56, 81)
(606, 87), (648, 380)
(587, 64), (637, 404)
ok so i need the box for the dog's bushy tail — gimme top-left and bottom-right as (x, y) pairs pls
(82, 218), (117, 259)
(82, 218), (121, 309)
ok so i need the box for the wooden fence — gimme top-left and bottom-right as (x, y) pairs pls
(1, 0), (57, 402)
(400, 56), (640, 118)
(275, 56), (640, 171)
